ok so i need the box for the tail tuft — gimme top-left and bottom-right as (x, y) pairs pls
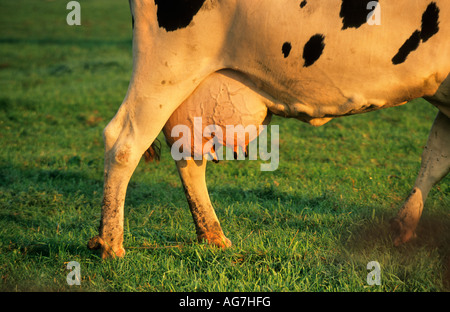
(143, 139), (162, 162)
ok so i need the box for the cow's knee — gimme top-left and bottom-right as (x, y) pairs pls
(103, 119), (141, 168)
(112, 143), (133, 166)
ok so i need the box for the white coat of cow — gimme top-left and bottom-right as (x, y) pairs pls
(88, 0), (450, 258)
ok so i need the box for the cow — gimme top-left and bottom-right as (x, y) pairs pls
(88, 0), (450, 259)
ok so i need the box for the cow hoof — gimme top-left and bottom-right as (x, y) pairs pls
(198, 233), (232, 249)
(390, 188), (422, 246)
(87, 236), (126, 259)
(389, 217), (417, 247)
(219, 236), (232, 249)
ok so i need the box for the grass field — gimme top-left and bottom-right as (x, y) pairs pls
(1, 0), (449, 292)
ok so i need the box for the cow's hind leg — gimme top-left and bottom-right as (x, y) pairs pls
(176, 158), (231, 248)
(391, 111), (450, 246)
(87, 92), (198, 258)
(87, 105), (148, 259)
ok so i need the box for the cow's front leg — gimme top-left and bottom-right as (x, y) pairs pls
(176, 158), (231, 248)
(391, 111), (450, 246)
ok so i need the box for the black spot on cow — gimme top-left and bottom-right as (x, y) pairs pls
(300, 0), (307, 8)
(420, 2), (440, 42)
(303, 34), (325, 67)
(154, 0), (206, 32)
(392, 30), (421, 65)
(392, 2), (440, 65)
(340, 0), (379, 30)
(282, 42), (292, 58)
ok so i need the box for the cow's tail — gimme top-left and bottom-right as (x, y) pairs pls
(143, 139), (161, 162)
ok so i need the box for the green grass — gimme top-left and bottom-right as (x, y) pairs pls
(1, 0), (449, 292)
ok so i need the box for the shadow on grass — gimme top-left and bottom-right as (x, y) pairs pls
(209, 183), (344, 212)
(343, 207), (450, 290)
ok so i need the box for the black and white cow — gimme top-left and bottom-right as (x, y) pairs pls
(88, 0), (450, 258)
